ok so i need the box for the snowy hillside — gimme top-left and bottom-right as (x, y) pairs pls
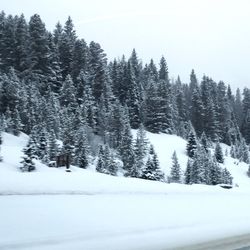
(0, 131), (250, 194)
(1, 132), (250, 250)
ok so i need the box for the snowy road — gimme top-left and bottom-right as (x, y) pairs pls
(1, 193), (250, 250)
(176, 233), (250, 250)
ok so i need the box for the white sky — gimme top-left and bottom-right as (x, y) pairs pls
(2, 0), (250, 90)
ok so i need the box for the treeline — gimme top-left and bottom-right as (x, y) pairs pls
(0, 12), (249, 183)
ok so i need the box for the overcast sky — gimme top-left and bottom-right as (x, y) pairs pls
(2, 0), (250, 90)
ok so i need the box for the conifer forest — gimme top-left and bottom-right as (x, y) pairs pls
(1, 11), (250, 185)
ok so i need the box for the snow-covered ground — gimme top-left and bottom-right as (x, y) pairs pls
(1, 132), (250, 249)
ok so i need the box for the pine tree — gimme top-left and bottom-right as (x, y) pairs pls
(28, 14), (51, 74)
(20, 138), (36, 172)
(239, 138), (250, 164)
(191, 85), (204, 136)
(107, 151), (118, 176)
(126, 62), (141, 129)
(186, 123), (198, 158)
(134, 124), (148, 160)
(88, 41), (107, 101)
(11, 106), (23, 136)
(71, 39), (88, 81)
(74, 126), (89, 168)
(59, 16), (76, 78)
(200, 132), (209, 152)
(96, 145), (106, 174)
(214, 142), (224, 164)
(221, 168), (233, 185)
(185, 159), (192, 184)
(119, 121), (135, 176)
(48, 131), (59, 161)
(14, 14), (29, 72)
(141, 145), (164, 181)
(209, 157), (222, 185)
(170, 151), (181, 183)
(188, 146), (208, 184)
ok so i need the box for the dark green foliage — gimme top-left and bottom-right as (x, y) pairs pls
(74, 127), (89, 168)
(96, 145), (106, 173)
(141, 145), (165, 181)
(170, 151), (182, 183)
(186, 124), (198, 158)
(221, 168), (233, 185)
(48, 131), (59, 161)
(28, 14), (51, 74)
(184, 159), (192, 184)
(20, 138), (36, 172)
(119, 122), (135, 176)
(215, 142), (224, 164)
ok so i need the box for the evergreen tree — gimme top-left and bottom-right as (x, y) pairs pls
(214, 142), (224, 164)
(190, 146), (206, 184)
(59, 16), (76, 78)
(20, 137), (36, 172)
(141, 145), (164, 181)
(14, 14), (29, 72)
(239, 138), (250, 164)
(71, 39), (88, 81)
(190, 85), (204, 136)
(186, 123), (198, 158)
(48, 131), (59, 161)
(170, 151), (181, 183)
(208, 156), (222, 185)
(96, 145), (106, 174)
(74, 126), (89, 169)
(185, 159), (192, 184)
(200, 132), (209, 152)
(221, 168), (233, 185)
(88, 41), (107, 101)
(28, 14), (51, 74)
(107, 150), (118, 176)
(119, 121), (135, 176)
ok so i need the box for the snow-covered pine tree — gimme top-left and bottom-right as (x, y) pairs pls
(119, 120), (135, 177)
(37, 127), (49, 164)
(28, 14), (51, 75)
(141, 145), (164, 181)
(186, 123), (198, 158)
(184, 159), (192, 184)
(78, 146), (89, 169)
(48, 131), (59, 161)
(214, 142), (224, 164)
(96, 145), (106, 174)
(11, 106), (23, 136)
(208, 156), (222, 185)
(133, 124), (149, 177)
(107, 151), (118, 176)
(200, 132), (209, 153)
(20, 138), (36, 172)
(74, 127), (89, 169)
(239, 138), (250, 164)
(221, 168), (233, 185)
(169, 151), (181, 183)
(191, 85), (204, 137)
(190, 146), (207, 184)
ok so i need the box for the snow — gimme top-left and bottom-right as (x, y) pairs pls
(1, 132), (250, 249)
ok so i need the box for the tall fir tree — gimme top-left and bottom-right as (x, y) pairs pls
(169, 151), (182, 183)
(20, 137), (36, 172)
